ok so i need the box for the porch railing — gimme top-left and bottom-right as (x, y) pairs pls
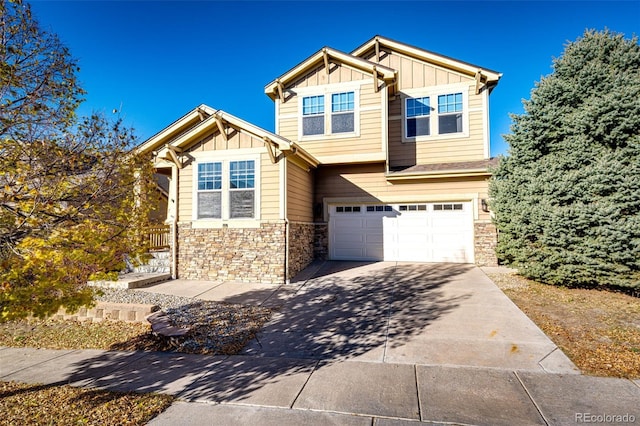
(146, 224), (170, 250)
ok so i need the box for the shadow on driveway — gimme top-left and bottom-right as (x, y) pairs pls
(59, 261), (472, 404)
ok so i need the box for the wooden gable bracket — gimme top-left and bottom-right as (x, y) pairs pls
(166, 145), (183, 169)
(214, 114), (228, 143)
(276, 79), (285, 102)
(263, 138), (278, 164)
(372, 65), (379, 93)
(323, 48), (330, 75)
(475, 70), (484, 95)
(374, 37), (380, 62)
(196, 107), (208, 121)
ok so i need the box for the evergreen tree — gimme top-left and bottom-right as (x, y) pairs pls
(490, 29), (640, 290)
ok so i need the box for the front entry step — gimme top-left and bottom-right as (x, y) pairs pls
(89, 272), (171, 289)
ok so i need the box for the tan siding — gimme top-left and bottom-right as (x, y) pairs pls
(177, 165), (192, 220)
(286, 160), (314, 222)
(261, 153), (280, 220)
(315, 163), (491, 221)
(277, 74), (384, 161)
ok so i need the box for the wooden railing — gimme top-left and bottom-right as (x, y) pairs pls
(146, 224), (170, 250)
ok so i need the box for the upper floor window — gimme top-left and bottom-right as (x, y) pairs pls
(406, 97), (430, 137)
(437, 93), (463, 134)
(404, 89), (466, 140)
(195, 158), (257, 220)
(331, 92), (354, 133)
(302, 95), (324, 136)
(300, 89), (358, 138)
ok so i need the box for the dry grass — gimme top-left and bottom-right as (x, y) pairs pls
(487, 271), (640, 378)
(0, 381), (173, 426)
(0, 319), (152, 351)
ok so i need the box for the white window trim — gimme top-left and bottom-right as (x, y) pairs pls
(401, 83), (471, 143)
(297, 84), (361, 141)
(192, 151), (261, 223)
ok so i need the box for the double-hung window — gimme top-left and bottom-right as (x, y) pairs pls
(406, 97), (431, 137)
(195, 159), (257, 220)
(437, 93), (463, 134)
(302, 95), (324, 136)
(301, 90), (357, 137)
(331, 92), (354, 133)
(197, 162), (222, 219)
(404, 89), (466, 140)
(229, 160), (255, 218)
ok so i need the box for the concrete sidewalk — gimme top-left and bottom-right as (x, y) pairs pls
(1, 262), (639, 425)
(1, 346), (638, 425)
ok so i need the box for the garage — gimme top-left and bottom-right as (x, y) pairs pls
(329, 202), (474, 263)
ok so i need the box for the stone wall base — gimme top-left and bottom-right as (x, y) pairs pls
(474, 221), (498, 266)
(177, 222), (286, 284)
(287, 222), (315, 280)
(313, 222), (329, 260)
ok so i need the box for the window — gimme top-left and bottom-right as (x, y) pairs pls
(302, 95), (324, 136)
(300, 90), (358, 137)
(404, 89), (466, 140)
(195, 159), (258, 220)
(438, 93), (463, 134)
(406, 97), (430, 137)
(229, 160), (255, 218)
(336, 205), (361, 213)
(331, 92), (354, 133)
(197, 162), (222, 219)
(433, 203), (463, 211)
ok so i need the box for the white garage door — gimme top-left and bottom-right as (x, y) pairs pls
(329, 202), (474, 263)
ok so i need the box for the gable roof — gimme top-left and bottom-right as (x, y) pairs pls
(352, 35), (502, 87)
(265, 46), (397, 101)
(137, 104), (318, 168)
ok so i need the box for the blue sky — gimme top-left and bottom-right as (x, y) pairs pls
(29, 1), (639, 156)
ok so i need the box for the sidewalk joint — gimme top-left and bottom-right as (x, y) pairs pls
(514, 370), (550, 426)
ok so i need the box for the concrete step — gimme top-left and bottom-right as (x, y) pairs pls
(149, 250), (171, 260)
(145, 257), (171, 267)
(133, 265), (170, 274)
(89, 272), (171, 289)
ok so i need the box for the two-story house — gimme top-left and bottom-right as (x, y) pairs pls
(138, 36), (502, 284)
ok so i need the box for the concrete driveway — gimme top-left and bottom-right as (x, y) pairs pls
(225, 261), (575, 373)
(5, 261), (639, 425)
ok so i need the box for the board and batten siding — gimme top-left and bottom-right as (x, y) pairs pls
(388, 84), (485, 167)
(176, 128), (281, 221)
(359, 49), (488, 168)
(277, 63), (385, 161)
(315, 163), (491, 221)
(286, 159), (314, 222)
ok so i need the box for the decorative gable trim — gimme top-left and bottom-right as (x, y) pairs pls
(137, 105), (318, 169)
(352, 36), (502, 91)
(265, 47), (397, 101)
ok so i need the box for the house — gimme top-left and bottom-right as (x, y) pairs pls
(137, 36), (502, 284)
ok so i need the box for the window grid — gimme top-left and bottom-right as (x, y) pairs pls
(438, 93), (463, 114)
(302, 95), (324, 116)
(197, 162), (222, 191)
(331, 92), (354, 113)
(229, 160), (255, 189)
(406, 97), (430, 118)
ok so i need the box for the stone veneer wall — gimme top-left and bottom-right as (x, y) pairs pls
(177, 222), (286, 284)
(474, 221), (498, 266)
(287, 222), (315, 280)
(313, 223), (329, 260)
